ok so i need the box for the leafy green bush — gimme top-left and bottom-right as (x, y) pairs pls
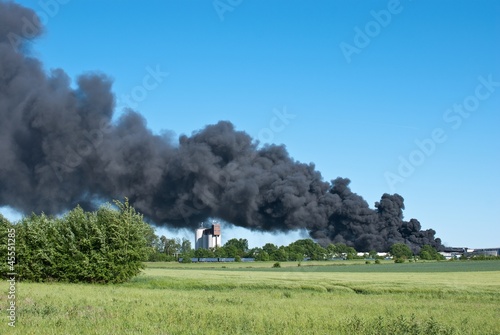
(390, 243), (413, 259)
(420, 250), (431, 260)
(180, 255), (192, 263)
(255, 251), (270, 261)
(394, 258), (405, 263)
(272, 262), (281, 268)
(14, 199), (151, 283)
(148, 251), (171, 262)
(0, 214), (13, 278)
(419, 245), (444, 260)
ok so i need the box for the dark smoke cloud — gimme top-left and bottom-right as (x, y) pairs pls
(0, 1), (442, 252)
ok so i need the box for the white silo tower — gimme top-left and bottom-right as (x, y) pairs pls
(195, 224), (206, 250)
(194, 221), (222, 250)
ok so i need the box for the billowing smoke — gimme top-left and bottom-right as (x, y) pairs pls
(0, 2), (442, 252)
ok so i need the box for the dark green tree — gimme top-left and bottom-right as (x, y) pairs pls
(148, 234), (170, 261)
(180, 238), (192, 255)
(419, 245), (444, 260)
(390, 243), (413, 260)
(262, 243), (278, 256)
(214, 246), (227, 258)
(331, 243), (357, 259)
(326, 243), (339, 258)
(272, 246), (289, 261)
(223, 238), (248, 256)
(288, 239), (322, 259)
(255, 250), (270, 261)
(164, 238), (181, 259)
(194, 248), (215, 258)
(245, 247), (261, 258)
(224, 244), (240, 257)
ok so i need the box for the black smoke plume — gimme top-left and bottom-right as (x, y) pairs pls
(0, 1), (442, 252)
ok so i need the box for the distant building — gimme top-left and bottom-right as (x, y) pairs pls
(195, 222), (221, 250)
(470, 248), (500, 257)
(441, 247), (500, 259)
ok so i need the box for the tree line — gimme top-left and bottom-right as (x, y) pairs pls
(147, 235), (360, 262)
(148, 235), (445, 263)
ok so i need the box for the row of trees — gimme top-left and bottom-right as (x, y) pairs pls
(147, 235), (193, 262)
(147, 235), (444, 263)
(390, 243), (445, 261)
(147, 235), (360, 262)
(1, 200), (154, 283)
(250, 240), (358, 261)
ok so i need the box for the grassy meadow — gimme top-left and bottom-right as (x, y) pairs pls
(1, 260), (499, 334)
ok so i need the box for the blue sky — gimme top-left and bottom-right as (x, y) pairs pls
(4, 0), (500, 248)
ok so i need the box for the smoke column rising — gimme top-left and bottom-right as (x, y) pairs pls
(0, 1), (442, 252)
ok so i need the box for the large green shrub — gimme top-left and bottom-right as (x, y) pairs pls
(390, 243), (413, 260)
(14, 199), (152, 283)
(419, 245), (445, 260)
(0, 214), (13, 277)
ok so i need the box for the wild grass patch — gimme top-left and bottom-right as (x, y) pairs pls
(1, 261), (498, 334)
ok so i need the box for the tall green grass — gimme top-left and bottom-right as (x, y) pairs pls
(1, 261), (499, 334)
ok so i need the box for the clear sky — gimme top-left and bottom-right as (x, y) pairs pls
(4, 0), (500, 249)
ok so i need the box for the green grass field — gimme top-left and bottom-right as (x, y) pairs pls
(1, 260), (499, 334)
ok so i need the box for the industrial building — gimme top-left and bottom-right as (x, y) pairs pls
(440, 247), (500, 259)
(467, 248), (500, 257)
(195, 222), (221, 250)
